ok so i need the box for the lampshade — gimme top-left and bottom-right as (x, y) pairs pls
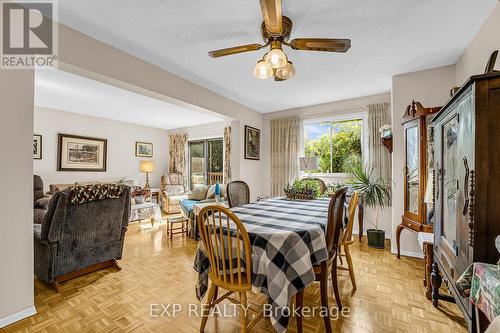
(140, 160), (155, 173)
(424, 172), (433, 203)
(275, 61), (295, 80)
(265, 47), (287, 69)
(299, 156), (319, 172)
(253, 59), (273, 79)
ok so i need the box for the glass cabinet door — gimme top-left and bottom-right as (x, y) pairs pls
(442, 116), (459, 254)
(406, 125), (419, 215)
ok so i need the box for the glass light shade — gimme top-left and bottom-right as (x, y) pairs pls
(140, 160), (155, 173)
(265, 48), (288, 69)
(275, 61), (295, 80)
(253, 60), (272, 79)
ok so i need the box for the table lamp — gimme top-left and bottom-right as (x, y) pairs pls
(140, 160), (155, 189)
(299, 156), (319, 177)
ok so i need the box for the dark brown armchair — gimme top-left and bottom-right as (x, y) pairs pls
(34, 185), (130, 290)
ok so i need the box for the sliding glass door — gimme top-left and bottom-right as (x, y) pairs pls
(189, 138), (223, 189)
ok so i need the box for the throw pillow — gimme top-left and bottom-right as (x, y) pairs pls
(34, 196), (51, 210)
(206, 184), (227, 199)
(189, 185), (209, 201)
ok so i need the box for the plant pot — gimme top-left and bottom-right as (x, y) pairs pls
(135, 195), (144, 204)
(367, 229), (385, 249)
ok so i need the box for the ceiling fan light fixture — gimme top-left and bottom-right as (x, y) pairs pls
(265, 41), (288, 69)
(253, 59), (273, 79)
(275, 61), (295, 80)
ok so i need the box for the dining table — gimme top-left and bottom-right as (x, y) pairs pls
(193, 197), (331, 333)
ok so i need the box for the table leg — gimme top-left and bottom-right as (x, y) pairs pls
(396, 223), (404, 259)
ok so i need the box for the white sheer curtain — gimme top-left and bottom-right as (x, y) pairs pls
(367, 103), (391, 185)
(223, 126), (232, 183)
(270, 115), (303, 196)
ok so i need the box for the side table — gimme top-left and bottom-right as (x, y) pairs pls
(130, 202), (162, 228)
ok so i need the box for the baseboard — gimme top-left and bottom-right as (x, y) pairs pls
(390, 248), (424, 259)
(0, 306), (37, 328)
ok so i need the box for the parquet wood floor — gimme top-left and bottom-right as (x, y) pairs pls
(2, 217), (467, 333)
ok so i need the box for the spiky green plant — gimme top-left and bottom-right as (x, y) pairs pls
(349, 163), (391, 230)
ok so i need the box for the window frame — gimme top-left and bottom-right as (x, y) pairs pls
(302, 111), (369, 177)
(188, 137), (223, 190)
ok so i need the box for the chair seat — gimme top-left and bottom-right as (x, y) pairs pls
(313, 256), (336, 275)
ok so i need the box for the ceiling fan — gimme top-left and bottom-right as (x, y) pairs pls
(208, 0), (351, 81)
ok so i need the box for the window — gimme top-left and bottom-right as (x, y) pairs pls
(304, 115), (366, 174)
(189, 138), (223, 189)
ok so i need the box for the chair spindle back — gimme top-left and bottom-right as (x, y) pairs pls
(197, 205), (252, 289)
(342, 190), (359, 243)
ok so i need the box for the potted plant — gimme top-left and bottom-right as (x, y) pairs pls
(131, 186), (150, 204)
(283, 179), (321, 200)
(349, 163), (391, 249)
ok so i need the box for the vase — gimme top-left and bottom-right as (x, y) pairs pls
(135, 195), (144, 204)
(367, 229), (385, 249)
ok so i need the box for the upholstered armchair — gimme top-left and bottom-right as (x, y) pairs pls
(34, 185), (130, 289)
(160, 173), (189, 214)
(34, 175), (52, 224)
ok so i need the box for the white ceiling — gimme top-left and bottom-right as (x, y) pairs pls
(34, 68), (225, 130)
(57, 0), (498, 113)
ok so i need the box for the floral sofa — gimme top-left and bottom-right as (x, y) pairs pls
(160, 173), (190, 214)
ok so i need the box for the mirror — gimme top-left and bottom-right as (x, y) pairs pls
(406, 126), (419, 214)
(442, 118), (458, 251)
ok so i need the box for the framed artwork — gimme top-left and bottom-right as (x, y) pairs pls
(135, 142), (153, 157)
(244, 125), (260, 160)
(33, 134), (42, 159)
(57, 134), (107, 172)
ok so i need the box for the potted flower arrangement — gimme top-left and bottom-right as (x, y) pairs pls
(349, 163), (391, 249)
(284, 179), (321, 200)
(131, 186), (150, 204)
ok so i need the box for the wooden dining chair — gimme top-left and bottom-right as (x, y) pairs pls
(227, 181), (250, 208)
(197, 205), (258, 333)
(296, 187), (347, 333)
(338, 190), (359, 291)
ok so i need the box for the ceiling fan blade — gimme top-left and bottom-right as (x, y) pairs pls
(208, 44), (263, 58)
(260, 0), (282, 36)
(289, 38), (351, 53)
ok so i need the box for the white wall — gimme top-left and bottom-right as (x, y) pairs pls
(0, 71), (36, 327)
(34, 107), (169, 191)
(391, 65), (456, 257)
(455, 4), (500, 85)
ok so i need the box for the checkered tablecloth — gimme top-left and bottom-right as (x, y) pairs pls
(193, 197), (330, 332)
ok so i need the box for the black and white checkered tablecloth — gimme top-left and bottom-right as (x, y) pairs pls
(193, 197), (330, 332)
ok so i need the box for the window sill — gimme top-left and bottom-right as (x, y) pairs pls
(300, 173), (351, 178)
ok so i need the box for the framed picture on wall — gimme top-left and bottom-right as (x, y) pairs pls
(33, 134), (42, 159)
(135, 142), (153, 157)
(57, 134), (107, 171)
(244, 125), (260, 160)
